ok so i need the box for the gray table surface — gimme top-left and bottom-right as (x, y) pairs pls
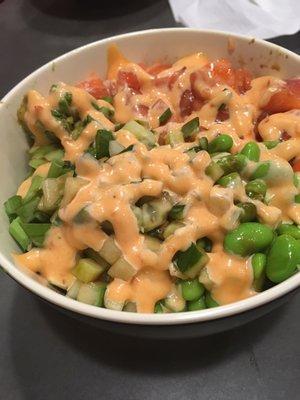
(0, 1), (299, 399)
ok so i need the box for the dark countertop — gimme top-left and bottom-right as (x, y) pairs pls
(0, 1), (299, 399)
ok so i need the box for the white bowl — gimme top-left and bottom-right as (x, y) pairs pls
(1, 28), (299, 337)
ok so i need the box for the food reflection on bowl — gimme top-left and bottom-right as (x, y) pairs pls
(0, 29), (299, 338)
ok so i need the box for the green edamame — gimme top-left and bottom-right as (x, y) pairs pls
(187, 296), (207, 311)
(276, 224), (300, 240)
(245, 179), (267, 201)
(236, 202), (257, 223)
(205, 292), (219, 308)
(224, 222), (274, 257)
(266, 234), (300, 283)
(250, 162), (270, 180)
(208, 134), (233, 153)
(217, 172), (240, 188)
(241, 142), (260, 162)
(181, 279), (205, 301)
(263, 140), (280, 150)
(251, 253), (266, 291)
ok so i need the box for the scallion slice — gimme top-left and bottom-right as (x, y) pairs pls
(181, 117), (199, 138)
(159, 108), (172, 126)
(95, 129), (114, 159)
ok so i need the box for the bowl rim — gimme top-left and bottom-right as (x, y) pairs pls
(1, 27), (300, 326)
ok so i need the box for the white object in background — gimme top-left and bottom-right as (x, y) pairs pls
(169, 0), (300, 39)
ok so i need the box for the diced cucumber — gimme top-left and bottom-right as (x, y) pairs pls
(99, 236), (122, 264)
(123, 302), (137, 312)
(163, 221), (185, 239)
(144, 235), (161, 253)
(73, 208), (92, 224)
(166, 130), (184, 146)
(168, 204), (186, 221)
(61, 177), (88, 207)
(72, 258), (106, 283)
(173, 243), (209, 279)
(123, 120), (156, 148)
(164, 285), (186, 312)
(77, 282), (106, 306)
(39, 176), (66, 211)
(66, 279), (82, 299)
(198, 267), (213, 290)
(109, 140), (125, 157)
(141, 193), (173, 232)
(84, 248), (110, 270)
(104, 293), (124, 311)
(108, 257), (137, 281)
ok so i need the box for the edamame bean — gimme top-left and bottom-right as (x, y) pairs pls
(241, 142), (260, 162)
(181, 279), (205, 301)
(187, 296), (207, 311)
(277, 224), (300, 240)
(250, 162), (270, 180)
(266, 234), (300, 283)
(224, 222), (274, 257)
(245, 179), (267, 200)
(217, 172), (240, 187)
(236, 202), (257, 223)
(251, 253), (266, 291)
(208, 134), (233, 153)
(205, 292), (219, 308)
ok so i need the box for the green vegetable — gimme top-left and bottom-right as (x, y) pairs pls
(159, 108), (172, 125)
(9, 217), (31, 251)
(16, 195), (41, 223)
(166, 130), (184, 146)
(181, 117), (199, 138)
(99, 237), (122, 264)
(196, 237), (212, 252)
(205, 162), (224, 181)
(21, 223), (51, 247)
(180, 279), (205, 301)
(241, 142), (260, 162)
(199, 137), (208, 151)
(173, 243), (209, 279)
(108, 256), (137, 281)
(154, 301), (164, 313)
(24, 175), (44, 202)
(123, 302), (137, 312)
(123, 120), (155, 148)
(217, 154), (247, 174)
(45, 149), (64, 162)
(164, 285), (186, 312)
(99, 106), (114, 120)
(77, 282), (106, 306)
(276, 223), (300, 239)
(4, 195), (22, 221)
(245, 179), (267, 201)
(187, 296), (206, 311)
(95, 129), (114, 159)
(208, 134), (233, 153)
(205, 292), (219, 308)
(101, 96), (113, 104)
(47, 159), (73, 178)
(263, 140), (280, 149)
(224, 222), (274, 257)
(250, 162), (270, 180)
(236, 202), (257, 223)
(294, 194), (300, 203)
(72, 258), (106, 283)
(140, 193), (173, 232)
(168, 204), (185, 220)
(163, 221), (185, 239)
(251, 253), (266, 291)
(217, 172), (240, 188)
(29, 158), (46, 169)
(266, 234), (300, 283)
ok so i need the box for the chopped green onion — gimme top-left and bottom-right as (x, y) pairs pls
(101, 96), (113, 104)
(24, 175), (44, 202)
(4, 195), (22, 219)
(9, 217), (31, 251)
(21, 223), (51, 247)
(295, 194), (300, 203)
(29, 158), (46, 169)
(159, 108), (172, 126)
(181, 117), (199, 138)
(47, 159), (73, 178)
(16, 195), (41, 223)
(196, 237), (212, 252)
(199, 137), (208, 151)
(99, 106), (114, 119)
(95, 129), (114, 159)
(119, 144), (134, 154)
